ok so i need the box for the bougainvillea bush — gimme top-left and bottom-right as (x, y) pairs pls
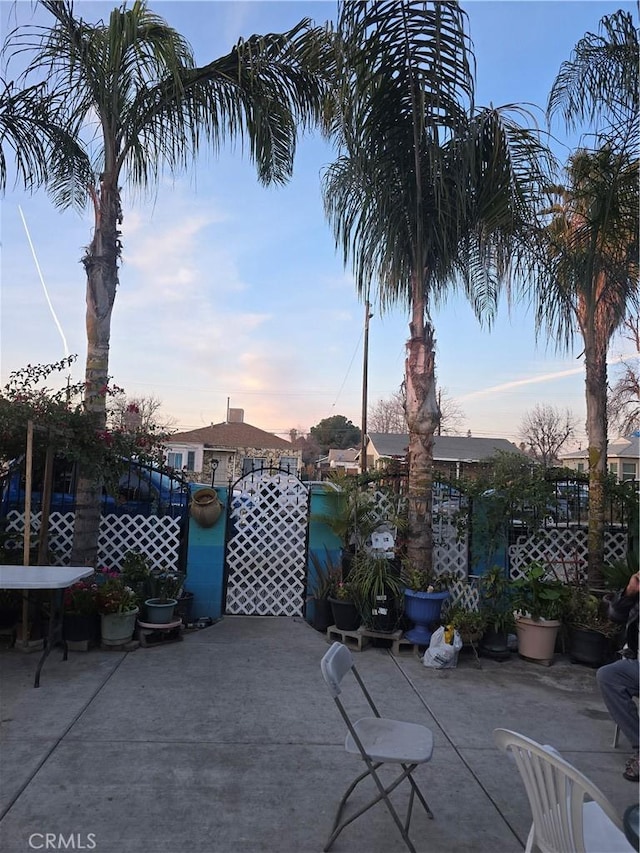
(0, 356), (169, 495)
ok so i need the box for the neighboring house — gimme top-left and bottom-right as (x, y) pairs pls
(559, 433), (640, 483)
(164, 408), (301, 485)
(316, 447), (360, 478)
(365, 432), (527, 479)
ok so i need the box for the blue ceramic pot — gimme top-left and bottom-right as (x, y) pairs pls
(403, 589), (449, 644)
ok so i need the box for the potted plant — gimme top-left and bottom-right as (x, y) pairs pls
(144, 568), (185, 624)
(119, 550), (151, 607)
(510, 562), (568, 666)
(348, 552), (404, 633)
(97, 578), (139, 646)
(447, 604), (487, 648)
(563, 582), (623, 667)
(478, 566), (515, 661)
(308, 548), (342, 633)
(401, 566), (453, 645)
(62, 576), (100, 645)
(328, 578), (361, 632)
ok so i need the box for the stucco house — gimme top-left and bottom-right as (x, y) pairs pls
(164, 408), (301, 485)
(316, 447), (360, 477)
(365, 432), (527, 479)
(559, 433), (640, 482)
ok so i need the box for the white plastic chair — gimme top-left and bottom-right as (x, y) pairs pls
(494, 728), (632, 853)
(320, 641), (434, 853)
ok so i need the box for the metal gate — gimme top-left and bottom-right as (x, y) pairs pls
(224, 468), (309, 615)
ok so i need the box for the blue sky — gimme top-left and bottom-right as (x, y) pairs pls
(1, 0), (636, 447)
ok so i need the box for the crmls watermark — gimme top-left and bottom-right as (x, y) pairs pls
(28, 834), (97, 850)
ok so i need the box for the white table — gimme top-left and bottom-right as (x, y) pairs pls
(0, 565), (93, 687)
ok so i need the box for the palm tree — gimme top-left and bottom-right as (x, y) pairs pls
(323, 0), (551, 573)
(534, 149), (638, 585)
(542, 10), (639, 586)
(5, 0), (330, 565)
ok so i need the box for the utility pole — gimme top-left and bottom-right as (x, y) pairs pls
(361, 301), (373, 474)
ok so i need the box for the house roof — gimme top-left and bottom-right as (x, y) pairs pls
(327, 447), (359, 464)
(169, 421), (292, 450)
(560, 434), (640, 461)
(366, 432), (526, 462)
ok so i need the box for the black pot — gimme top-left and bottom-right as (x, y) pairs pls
(480, 628), (511, 661)
(568, 626), (618, 668)
(63, 612), (100, 644)
(367, 592), (399, 633)
(311, 597), (333, 633)
(175, 592), (194, 625)
(329, 597), (360, 632)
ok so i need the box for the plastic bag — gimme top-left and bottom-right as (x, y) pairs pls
(422, 625), (463, 669)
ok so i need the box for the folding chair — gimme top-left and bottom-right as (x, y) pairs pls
(494, 728), (631, 853)
(320, 641), (434, 853)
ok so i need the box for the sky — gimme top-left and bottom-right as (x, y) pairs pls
(0, 0), (637, 450)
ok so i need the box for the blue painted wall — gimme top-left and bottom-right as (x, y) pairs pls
(184, 485), (227, 620)
(306, 487), (342, 625)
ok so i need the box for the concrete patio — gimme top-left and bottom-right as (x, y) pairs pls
(0, 616), (636, 853)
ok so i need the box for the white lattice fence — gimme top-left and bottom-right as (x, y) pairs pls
(6, 510), (181, 570)
(508, 526), (629, 582)
(226, 471), (309, 616)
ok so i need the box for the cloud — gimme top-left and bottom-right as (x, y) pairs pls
(457, 353), (638, 403)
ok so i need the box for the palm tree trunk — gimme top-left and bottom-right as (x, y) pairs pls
(583, 319), (607, 587)
(70, 179), (120, 567)
(404, 278), (440, 572)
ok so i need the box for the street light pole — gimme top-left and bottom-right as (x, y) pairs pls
(361, 301), (373, 475)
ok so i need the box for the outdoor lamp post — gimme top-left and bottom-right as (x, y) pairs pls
(210, 458), (219, 487)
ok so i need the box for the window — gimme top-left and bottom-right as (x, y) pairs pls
(242, 457), (266, 475)
(167, 452), (183, 469)
(186, 451), (195, 472)
(609, 462), (618, 476)
(280, 456), (298, 473)
(622, 462), (637, 481)
(576, 463), (585, 473)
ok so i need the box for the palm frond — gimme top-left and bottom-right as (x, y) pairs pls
(547, 9), (639, 151)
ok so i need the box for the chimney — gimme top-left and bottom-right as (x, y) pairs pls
(228, 408), (244, 424)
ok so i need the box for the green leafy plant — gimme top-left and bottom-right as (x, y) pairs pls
(601, 552), (637, 592)
(63, 578), (99, 615)
(478, 565), (515, 633)
(147, 568), (185, 603)
(561, 575), (622, 637)
(120, 550), (152, 583)
(401, 564), (453, 593)
(348, 552), (404, 627)
(308, 548), (343, 600)
(447, 604), (487, 638)
(510, 562), (569, 621)
(97, 578), (138, 614)
(315, 472), (406, 556)
(333, 580), (356, 602)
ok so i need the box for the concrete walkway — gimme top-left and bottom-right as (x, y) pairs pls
(0, 616), (636, 853)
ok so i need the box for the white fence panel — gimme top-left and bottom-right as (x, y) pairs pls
(6, 510), (181, 570)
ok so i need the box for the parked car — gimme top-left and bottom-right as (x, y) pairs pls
(0, 456), (189, 519)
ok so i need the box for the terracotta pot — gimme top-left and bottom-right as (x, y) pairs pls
(190, 488), (222, 528)
(516, 616), (561, 666)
